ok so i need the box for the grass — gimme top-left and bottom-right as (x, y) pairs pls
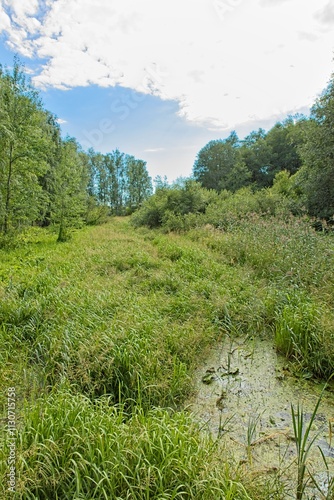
(14, 389), (251, 499)
(291, 394), (323, 499)
(0, 215), (334, 498)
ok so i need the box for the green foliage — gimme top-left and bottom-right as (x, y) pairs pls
(126, 155), (153, 212)
(88, 148), (153, 215)
(193, 119), (303, 193)
(51, 138), (89, 242)
(1, 217), (334, 498)
(133, 178), (303, 233)
(0, 58), (152, 239)
(274, 292), (333, 377)
(240, 128), (273, 187)
(297, 78), (334, 218)
(2, 55), (334, 499)
(291, 394), (323, 499)
(264, 119), (302, 177)
(85, 196), (109, 225)
(13, 392), (251, 499)
(132, 179), (216, 229)
(0, 57), (58, 233)
(193, 133), (251, 192)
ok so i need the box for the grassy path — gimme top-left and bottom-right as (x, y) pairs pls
(0, 217), (333, 498)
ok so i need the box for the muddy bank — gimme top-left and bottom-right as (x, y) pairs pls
(188, 335), (334, 497)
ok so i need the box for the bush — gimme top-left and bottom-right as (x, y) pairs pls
(85, 197), (110, 225)
(131, 180), (217, 229)
(132, 175), (303, 232)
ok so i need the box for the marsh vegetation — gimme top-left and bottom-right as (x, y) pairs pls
(1, 214), (333, 498)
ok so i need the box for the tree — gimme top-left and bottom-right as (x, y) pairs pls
(86, 148), (152, 214)
(193, 132), (251, 192)
(265, 119), (302, 178)
(0, 57), (56, 233)
(36, 110), (62, 227)
(104, 149), (126, 215)
(241, 129), (273, 187)
(153, 175), (169, 192)
(241, 121), (303, 189)
(86, 149), (107, 203)
(125, 156), (152, 212)
(298, 80), (334, 218)
(51, 138), (89, 242)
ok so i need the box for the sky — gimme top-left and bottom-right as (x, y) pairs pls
(0, 0), (333, 182)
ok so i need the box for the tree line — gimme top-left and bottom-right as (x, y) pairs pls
(0, 58), (152, 241)
(193, 74), (334, 220)
(1, 56), (333, 242)
(133, 69), (334, 230)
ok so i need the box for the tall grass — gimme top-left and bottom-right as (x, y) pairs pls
(187, 215), (334, 377)
(0, 215), (333, 498)
(291, 395), (322, 499)
(10, 389), (251, 499)
(274, 291), (333, 377)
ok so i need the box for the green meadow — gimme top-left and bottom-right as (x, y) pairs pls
(1, 215), (334, 499)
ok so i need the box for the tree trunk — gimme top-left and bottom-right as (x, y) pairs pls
(3, 144), (13, 234)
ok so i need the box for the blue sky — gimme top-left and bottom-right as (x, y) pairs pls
(0, 0), (333, 181)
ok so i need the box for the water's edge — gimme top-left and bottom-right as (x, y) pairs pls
(187, 335), (334, 497)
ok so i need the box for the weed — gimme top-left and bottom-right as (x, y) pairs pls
(291, 394), (322, 499)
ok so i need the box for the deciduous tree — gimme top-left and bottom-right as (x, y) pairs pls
(193, 133), (251, 192)
(51, 138), (89, 241)
(0, 58), (56, 233)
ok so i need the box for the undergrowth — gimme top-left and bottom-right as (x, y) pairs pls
(0, 216), (333, 498)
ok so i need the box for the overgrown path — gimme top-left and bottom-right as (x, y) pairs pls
(1, 217), (333, 498)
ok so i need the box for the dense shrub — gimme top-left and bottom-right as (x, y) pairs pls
(132, 172), (305, 232)
(131, 179), (217, 229)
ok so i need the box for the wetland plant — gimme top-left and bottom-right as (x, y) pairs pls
(291, 395), (322, 499)
(309, 447), (334, 500)
(246, 413), (261, 465)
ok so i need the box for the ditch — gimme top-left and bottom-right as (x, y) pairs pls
(188, 334), (334, 498)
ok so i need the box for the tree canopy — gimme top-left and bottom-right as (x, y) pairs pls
(297, 81), (334, 218)
(193, 133), (251, 192)
(193, 121), (304, 192)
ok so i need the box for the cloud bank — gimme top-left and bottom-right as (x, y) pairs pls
(1, 0), (333, 130)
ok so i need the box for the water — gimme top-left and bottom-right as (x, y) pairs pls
(188, 334), (334, 498)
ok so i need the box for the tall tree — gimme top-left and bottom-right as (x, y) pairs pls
(86, 148), (106, 202)
(36, 110), (62, 227)
(51, 138), (89, 241)
(0, 57), (55, 233)
(240, 129), (273, 187)
(125, 156), (152, 212)
(193, 132), (250, 192)
(265, 119), (302, 177)
(104, 149), (126, 215)
(298, 79), (334, 218)
(241, 120), (303, 189)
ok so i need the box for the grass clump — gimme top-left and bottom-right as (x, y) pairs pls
(10, 390), (251, 499)
(274, 291), (334, 378)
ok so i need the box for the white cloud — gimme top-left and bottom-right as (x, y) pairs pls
(259, 0), (289, 6)
(3, 0), (39, 19)
(298, 31), (320, 42)
(0, 0), (333, 129)
(0, 4), (11, 31)
(56, 118), (67, 124)
(144, 148), (166, 153)
(315, 1), (334, 26)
